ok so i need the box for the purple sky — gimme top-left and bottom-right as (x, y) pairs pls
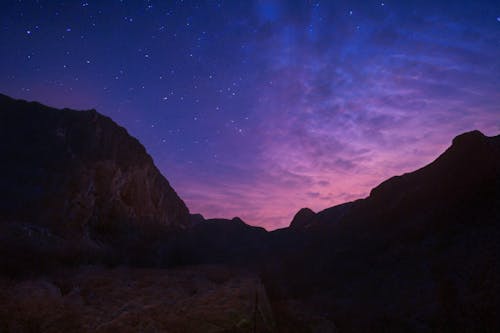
(1, 1), (499, 229)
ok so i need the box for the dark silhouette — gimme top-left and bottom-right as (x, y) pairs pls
(0, 94), (499, 332)
(0, 93), (189, 273)
(0, 93), (189, 237)
(289, 208), (316, 229)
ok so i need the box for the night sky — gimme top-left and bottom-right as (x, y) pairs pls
(1, 1), (499, 229)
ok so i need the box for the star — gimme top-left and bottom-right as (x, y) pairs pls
(2, 0), (499, 230)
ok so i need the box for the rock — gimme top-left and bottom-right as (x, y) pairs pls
(0, 93), (189, 238)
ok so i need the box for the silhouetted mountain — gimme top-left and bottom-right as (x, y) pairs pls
(0, 94), (189, 239)
(0, 94), (191, 274)
(163, 217), (269, 266)
(1, 93), (499, 332)
(289, 203), (355, 229)
(287, 130), (499, 233)
(268, 130), (500, 332)
(310, 130), (500, 233)
(189, 213), (206, 226)
(166, 127), (500, 331)
(289, 208), (315, 228)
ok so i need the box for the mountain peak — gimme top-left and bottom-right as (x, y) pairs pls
(451, 130), (486, 148)
(440, 130), (500, 170)
(290, 208), (316, 228)
(231, 217), (245, 224)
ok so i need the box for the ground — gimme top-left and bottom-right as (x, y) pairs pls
(0, 265), (275, 333)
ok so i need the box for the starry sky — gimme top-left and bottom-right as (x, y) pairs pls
(1, 1), (499, 230)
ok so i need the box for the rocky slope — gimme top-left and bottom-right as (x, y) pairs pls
(0, 94), (189, 239)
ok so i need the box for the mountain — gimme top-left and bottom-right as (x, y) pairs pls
(163, 216), (269, 266)
(289, 203), (354, 229)
(289, 208), (316, 229)
(0, 94), (189, 240)
(189, 213), (206, 226)
(291, 130), (500, 233)
(1, 92), (499, 332)
(273, 130), (500, 332)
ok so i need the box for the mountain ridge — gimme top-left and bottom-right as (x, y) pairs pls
(289, 129), (500, 230)
(1, 93), (499, 331)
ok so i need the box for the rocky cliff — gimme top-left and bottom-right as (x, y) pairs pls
(0, 94), (189, 239)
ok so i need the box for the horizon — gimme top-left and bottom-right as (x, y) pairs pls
(1, 1), (499, 230)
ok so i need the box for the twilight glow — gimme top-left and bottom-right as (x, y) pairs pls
(1, 1), (499, 229)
